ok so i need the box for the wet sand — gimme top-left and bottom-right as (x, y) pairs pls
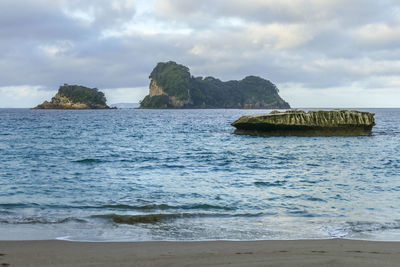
(0, 239), (399, 267)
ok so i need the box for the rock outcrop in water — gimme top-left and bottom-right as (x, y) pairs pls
(140, 61), (290, 109)
(34, 84), (110, 109)
(232, 110), (375, 136)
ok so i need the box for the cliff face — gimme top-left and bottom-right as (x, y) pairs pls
(232, 110), (375, 136)
(149, 80), (166, 97)
(140, 61), (290, 109)
(36, 93), (89, 109)
(148, 79), (189, 108)
(34, 84), (109, 109)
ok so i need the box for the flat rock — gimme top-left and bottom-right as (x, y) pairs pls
(231, 110), (375, 136)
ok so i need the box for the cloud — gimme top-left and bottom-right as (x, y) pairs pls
(0, 0), (399, 107)
(0, 86), (54, 108)
(154, 0), (397, 26)
(62, 0), (136, 28)
(279, 83), (400, 108)
(103, 87), (148, 104)
(245, 23), (314, 50)
(357, 22), (400, 48)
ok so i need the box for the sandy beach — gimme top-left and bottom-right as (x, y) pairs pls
(0, 239), (399, 267)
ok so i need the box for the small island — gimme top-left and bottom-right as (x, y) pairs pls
(232, 110), (375, 136)
(140, 61), (290, 109)
(34, 84), (110, 109)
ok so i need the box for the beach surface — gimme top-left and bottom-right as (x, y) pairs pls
(0, 239), (399, 267)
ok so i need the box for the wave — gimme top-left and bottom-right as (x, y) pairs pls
(0, 209), (14, 215)
(72, 158), (105, 164)
(348, 220), (400, 233)
(161, 164), (186, 169)
(0, 203), (234, 212)
(286, 209), (323, 217)
(306, 197), (326, 202)
(254, 180), (286, 187)
(0, 217), (87, 225)
(101, 203), (234, 211)
(324, 220), (400, 238)
(0, 203), (40, 209)
(94, 213), (186, 224)
(373, 130), (400, 136)
(120, 156), (159, 163)
(94, 212), (267, 225)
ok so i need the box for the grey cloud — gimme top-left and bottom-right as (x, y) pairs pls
(155, 0), (398, 27)
(0, 1), (88, 42)
(0, 0), (140, 89)
(0, 0), (136, 42)
(0, 31), (196, 89)
(62, 0), (136, 28)
(0, 0), (400, 108)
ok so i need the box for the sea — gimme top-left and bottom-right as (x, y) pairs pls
(0, 108), (399, 242)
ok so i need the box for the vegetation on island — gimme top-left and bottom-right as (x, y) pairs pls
(140, 61), (290, 109)
(140, 95), (170, 108)
(149, 62), (191, 101)
(34, 84), (109, 109)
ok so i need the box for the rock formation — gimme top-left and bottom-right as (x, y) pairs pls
(34, 84), (110, 109)
(232, 110), (375, 136)
(140, 61), (290, 109)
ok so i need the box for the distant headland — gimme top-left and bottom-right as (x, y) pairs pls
(140, 61), (290, 109)
(34, 62), (291, 110)
(34, 84), (110, 109)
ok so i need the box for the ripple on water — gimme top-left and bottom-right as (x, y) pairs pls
(0, 108), (400, 241)
(72, 158), (105, 164)
(254, 180), (287, 187)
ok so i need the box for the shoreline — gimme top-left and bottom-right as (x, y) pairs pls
(1, 239), (400, 266)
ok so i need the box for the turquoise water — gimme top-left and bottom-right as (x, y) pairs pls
(0, 108), (399, 241)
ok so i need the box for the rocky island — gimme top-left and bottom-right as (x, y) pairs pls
(140, 61), (290, 109)
(232, 110), (375, 136)
(34, 84), (110, 109)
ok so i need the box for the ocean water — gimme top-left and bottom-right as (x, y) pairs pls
(0, 108), (399, 241)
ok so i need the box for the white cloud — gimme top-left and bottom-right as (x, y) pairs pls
(101, 19), (192, 38)
(246, 23), (314, 50)
(304, 58), (400, 76)
(357, 23), (400, 47)
(0, 86), (55, 108)
(61, 0), (136, 28)
(154, 0), (394, 26)
(279, 83), (400, 108)
(103, 87), (148, 104)
(39, 41), (74, 57)
(63, 8), (95, 25)
(189, 45), (205, 56)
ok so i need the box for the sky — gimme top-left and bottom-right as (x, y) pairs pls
(0, 0), (399, 108)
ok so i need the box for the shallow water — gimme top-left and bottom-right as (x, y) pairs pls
(0, 108), (399, 241)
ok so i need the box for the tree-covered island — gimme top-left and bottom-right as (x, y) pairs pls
(34, 84), (110, 109)
(140, 61), (290, 109)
